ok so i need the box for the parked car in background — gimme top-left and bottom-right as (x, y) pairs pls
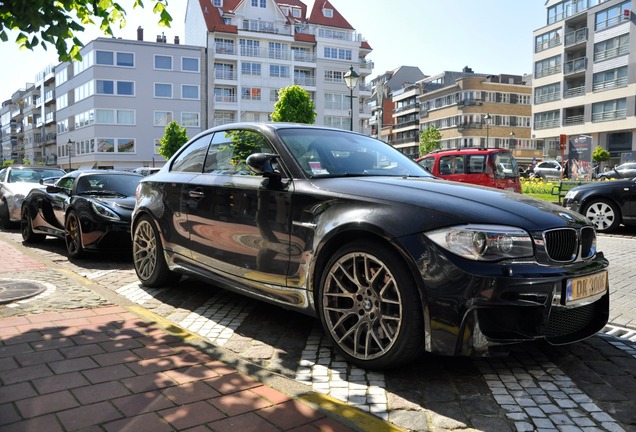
(563, 178), (636, 232)
(21, 170), (142, 258)
(131, 123), (608, 369)
(596, 162), (636, 180)
(533, 160), (563, 180)
(0, 166), (66, 228)
(132, 167), (161, 176)
(416, 148), (522, 193)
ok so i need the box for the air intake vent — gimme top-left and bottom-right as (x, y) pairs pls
(544, 228), (577, 262)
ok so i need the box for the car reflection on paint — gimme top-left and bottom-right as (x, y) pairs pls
(21, 170), (142, 258)
(131, 122), (609, 369)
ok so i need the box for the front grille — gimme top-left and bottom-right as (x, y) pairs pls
(545, 303), (597, 339)
(544, 228), (577, 262)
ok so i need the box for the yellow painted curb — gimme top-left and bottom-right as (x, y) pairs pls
(128, 305), (198, 341)
(300, 392), (406, 432)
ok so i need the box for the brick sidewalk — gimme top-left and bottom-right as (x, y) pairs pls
(0, 239), (395, 432)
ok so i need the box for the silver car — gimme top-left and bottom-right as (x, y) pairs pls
(0, 166), (66, 228)
(533, 160), (563, 179)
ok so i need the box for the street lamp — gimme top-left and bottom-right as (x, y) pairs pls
(484, 113), (491, 148)
(343, 66), (360, 131)
(509, 131), (516, 149)
(66, 138), (73, 171)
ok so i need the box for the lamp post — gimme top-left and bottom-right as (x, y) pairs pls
(343, 66), (360, 131)
(66, 138), (73, 171)
(509, 131), (516, 149)
(484, 113), (491, 148)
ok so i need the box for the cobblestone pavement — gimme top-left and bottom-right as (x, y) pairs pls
(1, 227), (635, 432)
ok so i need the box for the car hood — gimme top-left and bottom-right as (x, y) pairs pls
(310, 176), (588, 231)
(574, 178), (635, 190)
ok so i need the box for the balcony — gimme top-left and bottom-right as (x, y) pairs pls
(293, 51), (316, 63)
(592, 109), (627, 122)
(294, 77), (316, 87)
(457, 99), (483, 108)
(535, 37), (561, 53)
(534, 119), (560, 130)
(563, 57), (587, 76)
(564, 85), (585, 98)
(214, 70), (237, 81)
(535, 92), (561, 104)
(535, 65), (562, 79)
(594, 45), (629, 62)
(215, 43), (236, 56)
(593, 77), (628, 92)
(563, 115), (584, 126)
(393, 119), (419, 130)
(457, 122), (483, 131)
(564, 28), (587, 47)
(241, 19), (292, 36)
(393, 102), (419, 115)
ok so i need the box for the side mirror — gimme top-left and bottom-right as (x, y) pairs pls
(246, 153), (280, 177)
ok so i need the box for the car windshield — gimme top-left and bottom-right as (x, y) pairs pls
(277, 128), (431, 178)
(76, 174), (140, 196)
(8, 168), (65, 183)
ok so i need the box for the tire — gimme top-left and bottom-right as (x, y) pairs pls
(0, 199), (16, 229)
(21, 206), (46, 243)
(65, 211), (85, 258)
(132, 215), (181, 287)
(583, 199), (621, 233)
(317, 240), (424, 369)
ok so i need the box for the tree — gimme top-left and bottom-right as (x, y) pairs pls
(0, 0), (172, 61)
(592, 145), (610, 164)
(418, 125), (442, 157)
(157, 121), (188, 160)
(271, 85), (316, 124)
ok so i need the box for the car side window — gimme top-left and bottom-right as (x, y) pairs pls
(57, 177), (74, 191)
(0, 168), (6, 182)
(204, 129), (274, 175)
(467, 155), (486, 174)
(171, 135), (213, 173)
(439, 155), (464, 175)
(418, 158), (433, 172)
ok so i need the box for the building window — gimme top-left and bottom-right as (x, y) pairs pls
(592, 98), (626, 122)
(269, 65), (290, 78)
(324, 47), (352, 61)
(154, 111), (173, 126)
(181, 85), (199, 100)
(240, 39), (260, 57)
(181, 112), (200, 127)
(154, 55), (173, 70)
(212, 0), (222, 6)
(594, 34), (629, 62)
(214, 87), (236, 103)
(117, 52), (134, 67)
(95, 80), (134, 95)
(241, 62), (261, 76)
(535, 29), (561, 53)
(322, 7), (333, 18)
(534, 55), (561, 78)
(117, 81), (134, 95)
(241, 87), (261, 101)
(596, 2), (630, 31)
(96, 50), (114, 65)
(182, 57), (199, 72)
(154, 83), (173, 98)
(324, 69), (344, 83)
(534, 83), (561, 104)
(251, 0), (265, 7)
(593, 66), (628, 91)
(533, 110), (560, 130)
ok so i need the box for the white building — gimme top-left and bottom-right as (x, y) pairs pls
(532, 0), (636, 167)
(55, 35), (205, 170)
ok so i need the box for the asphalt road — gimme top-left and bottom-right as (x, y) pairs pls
(1, 225), (635, 432)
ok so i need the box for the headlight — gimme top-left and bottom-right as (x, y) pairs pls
(564, 190), (579, 200)
(91, 202), (120, 221)
(426, 225), (534, 261)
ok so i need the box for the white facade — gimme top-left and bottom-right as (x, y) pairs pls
(55, 37), (205, 170)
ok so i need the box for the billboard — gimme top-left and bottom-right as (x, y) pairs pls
(567, 135), (593, 180)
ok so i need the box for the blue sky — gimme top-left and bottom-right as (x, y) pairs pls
(0, 0), (547, 103)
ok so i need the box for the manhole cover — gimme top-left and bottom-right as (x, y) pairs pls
(0, 280), (47, 304)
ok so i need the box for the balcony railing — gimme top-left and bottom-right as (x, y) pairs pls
(241, 19), (292, 36)
(214, 95), (237, 103)
(564, 28), (588, 47)
(592, 109), (627, 122)
(393, 102), (419, 114)
(594, 45), (629, 62)
(535, 37), (561, 53)
(534, 119), (560, 130)
(214, 70), (236, 80)
(593, 77), (628, 92)
(393, 119), (419, 130)
(535, 65), (562, 79)
(457, 122), (483, 131)
(534, 92), (561, 104)
(294, 77), (316, 87)
(563, 115), (584, 125)
(457, 99), (483, 107)
(293, 51), (316, 63)
(563, 57), (587, 75)
(564, 85), (585, 98)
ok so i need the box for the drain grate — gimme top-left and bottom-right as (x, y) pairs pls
(0, 279), (47, 304)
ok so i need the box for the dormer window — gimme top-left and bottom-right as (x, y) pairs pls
(212, 0), (222, 6)
(322, 8), (333, 18)
(292, 8), (301, 18)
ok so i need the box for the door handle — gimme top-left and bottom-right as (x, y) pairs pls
(188, 190), (205, 198)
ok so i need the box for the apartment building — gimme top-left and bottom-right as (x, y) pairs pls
(184, 0), (373, 132)
(54, 36), (205, 170)
(416, 70), (535, 162)
(532, 0), (636, 167)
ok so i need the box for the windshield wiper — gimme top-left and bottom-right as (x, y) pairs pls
(78, 190), (127, 197)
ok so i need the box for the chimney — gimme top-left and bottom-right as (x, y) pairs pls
(156, 34), (162, 42)
(174, 35), (180, 44)
(137, 26), (143, 41)
(162, 33), (167, 43)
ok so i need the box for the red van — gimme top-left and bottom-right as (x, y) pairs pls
(416, 148), (522, 193)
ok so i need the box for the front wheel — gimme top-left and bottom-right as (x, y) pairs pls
(317, 240), (424, 369)
(584, 199), (621, 233)
(65, 211), (85, 258)
(132, 215), (181, 287)
(21, 207), (46, 243)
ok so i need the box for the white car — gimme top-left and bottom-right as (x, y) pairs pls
(0, 166), (66, 228)
(533, 160), (563, 179)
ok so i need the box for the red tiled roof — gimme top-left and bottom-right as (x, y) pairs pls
(308, 0), (353, 30)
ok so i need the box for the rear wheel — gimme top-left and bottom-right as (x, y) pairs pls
(317, 240), (424, 369)
(65, 211), (85, 258)
(132, 215), (181, 287)
(583, 199), (621, 233)
(21, 207), (46, 243)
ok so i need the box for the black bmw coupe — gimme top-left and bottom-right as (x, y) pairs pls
(131, 123), (609, 369)
(21, 170), (142, 258)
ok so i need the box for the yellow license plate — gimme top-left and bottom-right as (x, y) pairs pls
(566, 271), (608, 303)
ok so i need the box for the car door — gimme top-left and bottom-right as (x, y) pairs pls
(184, 128), (294, 289)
